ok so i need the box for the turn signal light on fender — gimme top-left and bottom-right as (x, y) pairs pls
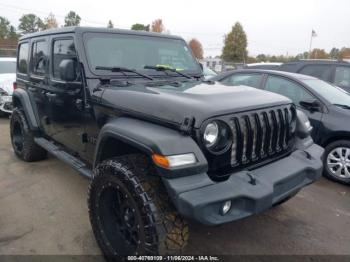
(152, 153), (197, 169)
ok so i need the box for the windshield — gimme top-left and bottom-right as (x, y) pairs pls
(203, 67), (217, 77)
(302, 79), (350, 105)
(84, 33), (201, 75)
(0, 61), (16, 74)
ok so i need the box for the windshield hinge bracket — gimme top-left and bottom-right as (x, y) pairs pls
(180, 116), (195, 134)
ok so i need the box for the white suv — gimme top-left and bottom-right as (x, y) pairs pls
(0, 57), (16, 115)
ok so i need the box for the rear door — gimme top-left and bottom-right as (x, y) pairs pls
(27, 37), (52, 135)
(262, 75), (323, 141)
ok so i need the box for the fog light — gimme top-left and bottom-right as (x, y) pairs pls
(221, 200), (232, 215)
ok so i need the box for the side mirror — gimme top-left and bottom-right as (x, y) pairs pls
(59, 59), (76, 82)
(299, 100), (321, 112)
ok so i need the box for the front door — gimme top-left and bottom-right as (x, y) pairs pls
(45, 36), (86, 155)
(263, 75), (323, 141)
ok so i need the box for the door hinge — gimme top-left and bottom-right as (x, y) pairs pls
(180, 116), (195, 134)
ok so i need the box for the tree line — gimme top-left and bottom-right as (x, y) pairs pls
(0, 12), (349, 62)
(0, 12), (169, 40)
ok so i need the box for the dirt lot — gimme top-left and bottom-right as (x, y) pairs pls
(0, 117), (350, 255)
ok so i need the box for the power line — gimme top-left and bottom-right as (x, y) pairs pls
(0, 2), (130, 28)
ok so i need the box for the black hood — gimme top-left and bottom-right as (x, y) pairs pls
(100, 81), (292, 129)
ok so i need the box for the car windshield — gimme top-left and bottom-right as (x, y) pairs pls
(0, 60), (16, 74)
(84, 32), (201, 76)
(302, 79), (350, 105)
(203, 67), (217, 77)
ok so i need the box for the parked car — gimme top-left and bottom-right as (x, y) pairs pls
(203, 66), (217, 79)
(0, 57), (16, 115)
(11, 27), (323, 258)
(279, 59), (350, 92)
(213, 69), (350, 184)
(244, 62), (282, 70)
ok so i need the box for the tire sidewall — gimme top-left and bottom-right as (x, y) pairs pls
(88, 159), (159, 258)
(324, 140), (350, 184)
(10, 109), (27, 159)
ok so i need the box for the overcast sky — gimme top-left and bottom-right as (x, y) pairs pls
(1, 0), (349, 57)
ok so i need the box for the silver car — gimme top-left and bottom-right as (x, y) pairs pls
(0, 57), (16, 115)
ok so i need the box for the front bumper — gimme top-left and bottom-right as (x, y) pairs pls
(163, 143), (324, 225)
(0, 95), (13, 113)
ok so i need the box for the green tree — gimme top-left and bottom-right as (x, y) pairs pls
(64, 11), (81, 27)
(330, 48), (340, 59)
(107, 20), (114, 28)
(222, 22), (248, 62)
(256, 54), (267, 62)
(18, 14), (44, 34)
(309, 48), (329, 59)
(131, 23), (150, 31)
(0, 16), (10, 38)
(339, 47), (350, 60)
(44, 13), (58, 29)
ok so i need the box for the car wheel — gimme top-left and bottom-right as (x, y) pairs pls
(88, 154), (189, 259)
(324, 140), (350, 185)
(10, 108), (47, 162)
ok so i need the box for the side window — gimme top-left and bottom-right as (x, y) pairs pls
(334, 66), (350, 88)
(52, 38), (79, 80)
(222, 74), (262, 88)
(299, 65), (332, 81)
(31, 41), (48, 76)
(265, 76), (314, 105)
(17, 42), (29, 74)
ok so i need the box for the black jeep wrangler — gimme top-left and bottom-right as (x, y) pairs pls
(11, 27), (323, 258)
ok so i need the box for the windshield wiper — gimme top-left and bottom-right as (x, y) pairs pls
(333, 103), (350, 110)
(144, 65), (193, 79)
(95, 66), (154, 80)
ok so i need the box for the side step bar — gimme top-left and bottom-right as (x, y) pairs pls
(34, 137), (92, 179)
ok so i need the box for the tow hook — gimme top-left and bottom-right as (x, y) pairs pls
(246, 171), (257, 185)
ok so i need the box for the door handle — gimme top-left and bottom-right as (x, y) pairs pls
(46, 92), (57, 98)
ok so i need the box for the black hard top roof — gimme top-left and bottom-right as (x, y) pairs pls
(19, 26), (183, 41)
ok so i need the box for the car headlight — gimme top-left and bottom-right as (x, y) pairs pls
(203, 121), (232, 153)
(204, 122), (219, 147)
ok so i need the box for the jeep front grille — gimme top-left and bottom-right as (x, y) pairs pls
(205, 104), (296, 179)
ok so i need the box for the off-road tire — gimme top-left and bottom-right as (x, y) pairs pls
(88, 154), (189, 260)
(323, 140), (350, 185)
(10, 108), (47, 162)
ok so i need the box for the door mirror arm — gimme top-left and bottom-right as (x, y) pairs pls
(299, 100), (322, 112)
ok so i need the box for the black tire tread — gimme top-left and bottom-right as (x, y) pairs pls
(10, 108), (47, 162)
(88, 154), (188, 257)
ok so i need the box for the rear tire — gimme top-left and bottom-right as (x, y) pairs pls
(323, 140), (350, 185)
(10, 108), (47, 162)
(88, 154), (188, 259)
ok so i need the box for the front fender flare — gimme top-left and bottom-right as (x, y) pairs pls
(94, 117), (208, 177)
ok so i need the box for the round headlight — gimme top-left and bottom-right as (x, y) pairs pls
(203, 122), (219, 147)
